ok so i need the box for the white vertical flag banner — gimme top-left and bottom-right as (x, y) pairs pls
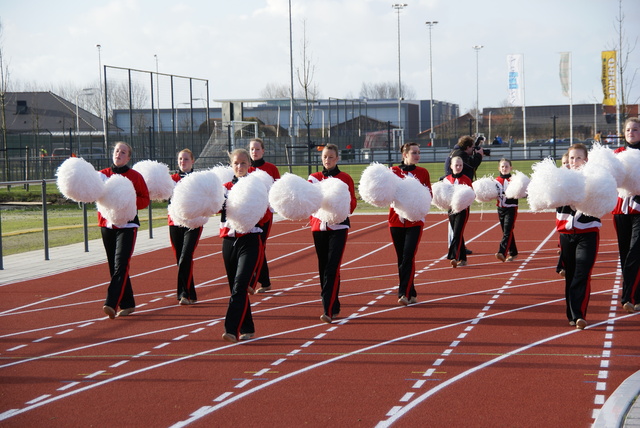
(559, 52), (571, 98)
(507, 54), (523, 106)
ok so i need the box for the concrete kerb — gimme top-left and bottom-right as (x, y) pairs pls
(593, 370), (640, 427)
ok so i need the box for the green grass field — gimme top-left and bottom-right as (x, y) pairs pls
(1, 158), (545, 256)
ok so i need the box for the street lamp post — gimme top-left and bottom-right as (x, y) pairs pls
(75, 88), (98, 154)
(392, 3), (407, 134)
(154, 54), (160, 132)
(472, 45), (484, 136)
(426, 21), (438, 147)
(96, 44), (107, 153)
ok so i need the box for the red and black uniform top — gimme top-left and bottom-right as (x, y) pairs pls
(98, 165), (150, 228)
(388, 163), (432, 228)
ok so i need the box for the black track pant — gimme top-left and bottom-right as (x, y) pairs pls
(559, 231), (598, 322)
(447, 208), (468, 262)
(497, 206), (518, 257)
(313, 228), (348, 318)
(390, 225), (422, 299)
(613, 214), (640, 306)
(101, 227), (137, 310)
(169, 225), (202, 301)
(222, 234), (263, 338)
(256, 220), (272, 287)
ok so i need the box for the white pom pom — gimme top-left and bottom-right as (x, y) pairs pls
(132, 160), (175, 201)
(574, 168), (618, 218)
(450, 184), (476, 214)
(431, 180), (454, 211)
(249, 168), (275, 191)
(472, 176), (499, 203)
(527, 158), (585, 211)
(211, 164), (234, 185)
(226, 174), (269, 233)
(359, 163), (400, 207)
(584, 143), (625, 187)
(96, 174), (137, 227)
(168, 170), (225, 228)
(392, 175), (431, 222)
(313, 177), (351, 224)
(504, 170), (530, 199)
(268, 173), (322, 220)
(616, 148), (640, 197)
(55, 157), (105, 203)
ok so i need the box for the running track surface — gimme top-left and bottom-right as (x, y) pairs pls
(1, 212), (638, 427)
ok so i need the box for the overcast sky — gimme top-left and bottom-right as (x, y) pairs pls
(2, 0), (639, 113)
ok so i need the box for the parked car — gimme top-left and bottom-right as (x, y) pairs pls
(78, 147), (105, 159)
(527, 139), (548, 146)
(50, 147), (75, 159)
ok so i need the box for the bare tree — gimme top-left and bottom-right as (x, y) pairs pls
(614, 0), (639, 115)
(359, 81), (416, 100)
(260, 83), (290, 99)
(296, 20), (319, 146)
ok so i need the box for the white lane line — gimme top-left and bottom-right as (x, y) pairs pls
(25, 395), (51, 404)
(85, 370), (105, 379)
(234, 379), (252, 389)
(399, 392), (414, 402)
(57, 382), (80, 391)
(3, 299), (636, 424)
(213, 392), (233, 402)
(7, 344), (28, 351)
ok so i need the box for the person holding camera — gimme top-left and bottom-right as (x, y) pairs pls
(444, 135), (484, 181)
(443, 136), (484, 254)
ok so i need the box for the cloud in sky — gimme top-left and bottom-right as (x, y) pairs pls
(3, 0), (639, 113)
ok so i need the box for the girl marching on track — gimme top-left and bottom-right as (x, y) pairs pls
(169, 149), (202, 305)
(557, 143), (600, 329)
(100, 142), (150, 319)
(308, 144), (357, 323)
(495, 158), (518, 262)
(390, 142), (432, 305)
(220, 149), (269, 343)
(613, 117), (640, 313)
(248, 138), (281, 293)
(556, 152), (570, 277)
(445, 156), (472, 268)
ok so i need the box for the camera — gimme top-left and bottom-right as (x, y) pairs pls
(474, 136), (490, 156)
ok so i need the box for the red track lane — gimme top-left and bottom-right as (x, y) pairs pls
(0, 212), (638, 427)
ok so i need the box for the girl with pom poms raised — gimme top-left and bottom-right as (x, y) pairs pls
(494, 158), (519, 263)
(220, 149), (270, 343)
(612, 117), (640, 314)
(445, 156), (473, 268)
(248, 138), (281, 294)
(169, 149), (202, 306)
(100, 142), (150, 319)
(308, 144), (357, 324)
(556, 143), (600, 329)
(390, 142), (432, 306)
